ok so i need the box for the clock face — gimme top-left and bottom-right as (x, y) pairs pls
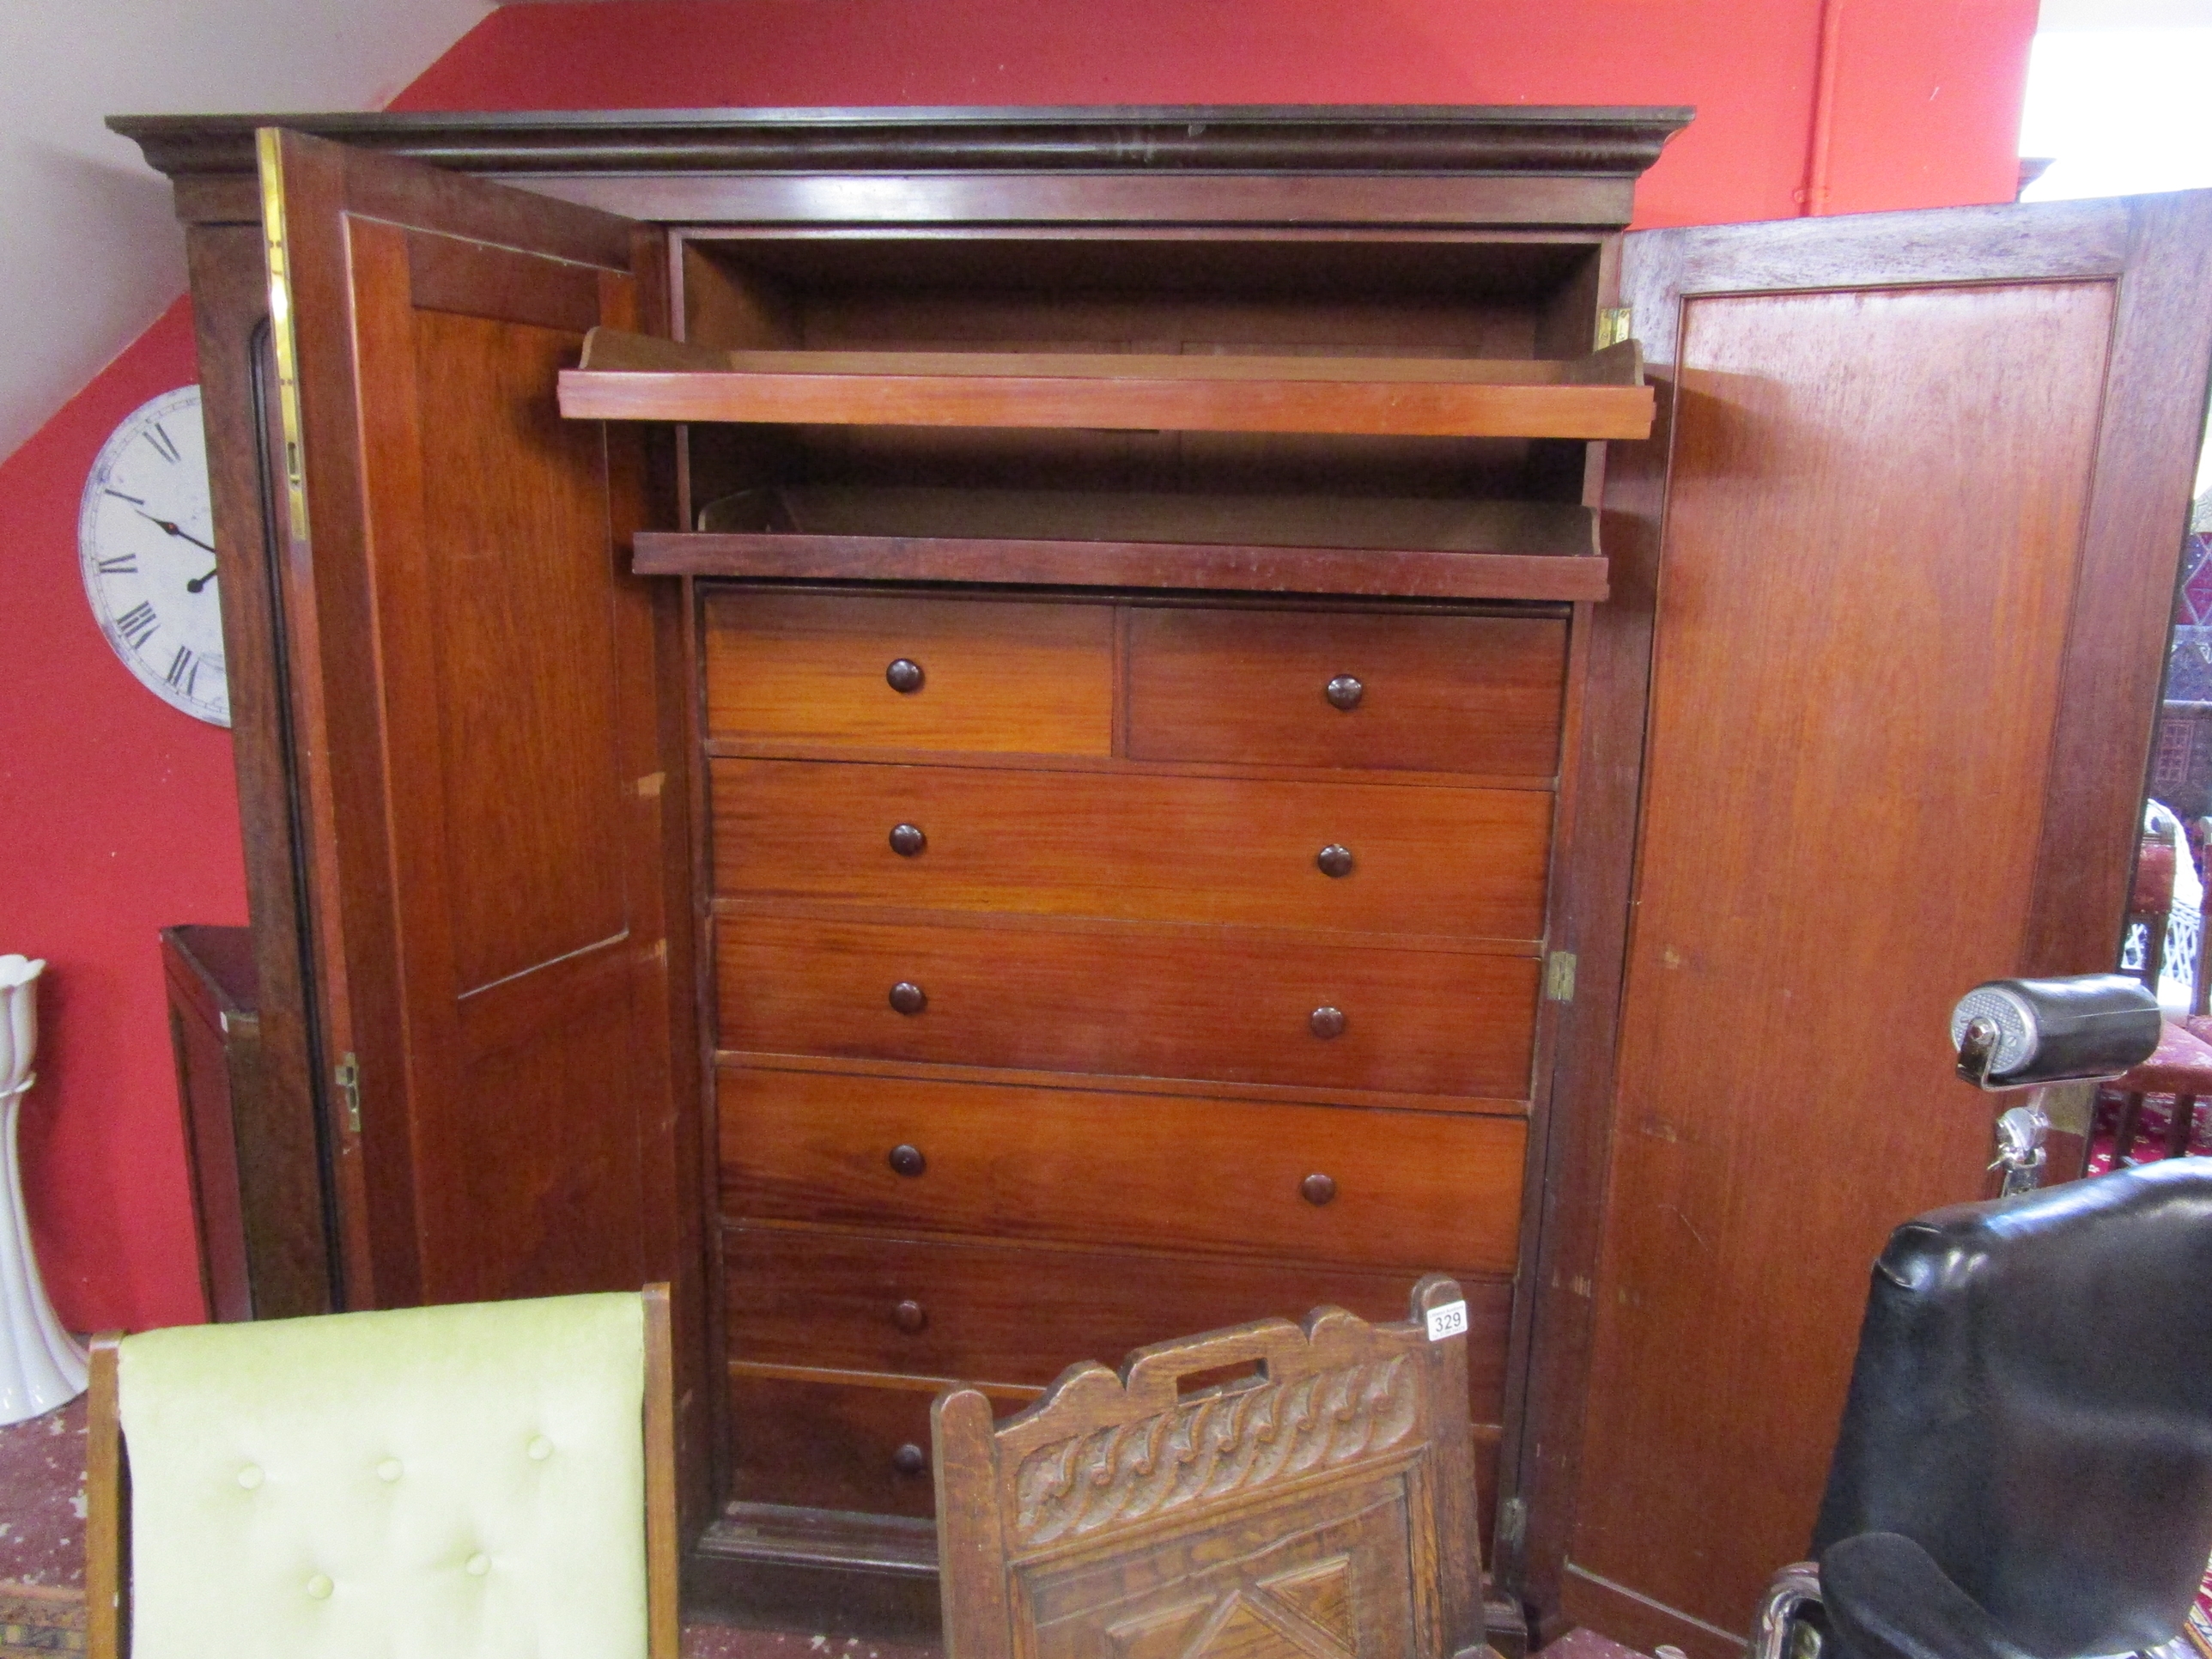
(77, 386), (229, 727)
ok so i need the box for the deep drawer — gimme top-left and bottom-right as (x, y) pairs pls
(1125, 605), (1568, 775)
(725, 1226), (1513, 1416)
(703, 590), (1115, 754)
(725, 1362), (1504, 1526)
(719, 1069), (1529, 1273)
(713, 758), (1553, 942)
(717, 915), (1540, 1100)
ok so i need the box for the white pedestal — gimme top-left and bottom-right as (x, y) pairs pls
(0, 957), (85, 1424)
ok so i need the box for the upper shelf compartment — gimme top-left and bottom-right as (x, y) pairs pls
(557, 327), (1654, 441)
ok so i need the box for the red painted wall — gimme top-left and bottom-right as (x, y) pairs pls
(0, 298), (240, 1333)
(3, 0), (2036, 1334)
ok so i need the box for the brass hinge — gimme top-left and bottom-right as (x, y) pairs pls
(1545, 951), (1577, 1003)
(335, 1053), (361, 1135)
(1596, 306), (1633, 349)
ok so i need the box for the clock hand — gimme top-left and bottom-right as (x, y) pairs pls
(185, 567), (219, 594)
(132, 507), (216, 555)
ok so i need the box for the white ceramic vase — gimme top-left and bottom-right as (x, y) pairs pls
(0, 957), (86, 1423)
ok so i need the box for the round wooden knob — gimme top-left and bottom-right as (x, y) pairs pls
(886, 658), (925, 694)
(1310, 1006), (1346, 1039)
(889, 823), (927, 857)
(888, 1144), (927, 1177)
(891, 1443), (927, 1476)
(1316, 844), (1354, 878)
(893, 1299), (927, 1334)
(1300, 1173), (1338, 1206)
(890, 981), (927, 1015)
(1325, 674), (1364, 711)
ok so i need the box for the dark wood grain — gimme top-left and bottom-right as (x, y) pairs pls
(704, 590), (1115, 754)
(257, 135), (696, 1332)
(931, 1276), (1485, 1659)
(728, 1369), (959, 1518)
(711, 758), (1553, 941)
(85, 1334), (125, 1659)
(112, 103), (1694, 191)
(726, 1226), (1512, 1415)
(181, 225), (334, 1318)
(159, 926), (260, 1322)
(562, 339), (1651, 440)
(1127, 605), (1568, 775)
(718, 914), (1541, 1099)
(1553, 201), (2212, 1652)
(644, 1283), (682, 1659)
(721, 1068), (1528, 1273)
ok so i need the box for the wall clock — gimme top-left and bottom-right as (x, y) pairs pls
(77, 385), (229, 727)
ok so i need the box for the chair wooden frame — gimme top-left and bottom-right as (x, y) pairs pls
(933, 1273), (1488, 1659)
(85, 1284), (680, 1659)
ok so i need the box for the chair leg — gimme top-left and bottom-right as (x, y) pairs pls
(1747, 1563), (1821, 1659)
(2169, 1093), (2199, 1161)
(2115, 1091), (2147, 1165)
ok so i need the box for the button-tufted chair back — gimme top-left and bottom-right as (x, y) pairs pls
(85, 1286), (678, 1659)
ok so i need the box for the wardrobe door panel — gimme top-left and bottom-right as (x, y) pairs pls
(1524, 192), (2212, 1653)
(258, 131), (692, 1315)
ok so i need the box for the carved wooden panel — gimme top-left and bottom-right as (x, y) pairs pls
(933, 1276), (1486, 1659)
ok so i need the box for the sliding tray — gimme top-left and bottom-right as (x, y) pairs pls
(560, 328), (1652, 441)
(635, 485), (1607, 601)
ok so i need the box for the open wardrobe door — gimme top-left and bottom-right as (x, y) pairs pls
(256, 130), (698, 1344)
(1507, 191), (2212, 1653)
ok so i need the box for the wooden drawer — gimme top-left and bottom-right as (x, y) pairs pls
(726, 1226), (1513, 1417)
(703, 590), (1114, 753)
(714, 758), (1553, 942)
(718, 915), (1540, 1099)
(1125, 606), (1568, 775)
(719, 1069), (1529, 1273)
(726, 1364), (1504, 1527)
(727, 1369), (945, 1518)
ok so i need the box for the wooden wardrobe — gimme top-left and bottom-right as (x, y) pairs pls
(112, 107), (2212, 1650)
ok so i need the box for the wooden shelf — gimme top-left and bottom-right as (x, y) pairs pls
(562, 327), (1652, 441)
(635, 485), (1607, 600)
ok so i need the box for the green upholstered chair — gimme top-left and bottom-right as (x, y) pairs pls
(86, 1286), (678, 1659)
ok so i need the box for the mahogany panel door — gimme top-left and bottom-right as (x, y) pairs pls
(255, 130), (696, 1320)
(1513, 191), (2212, 1652)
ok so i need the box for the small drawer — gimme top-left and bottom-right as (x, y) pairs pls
(718, 915), (1540, 1100)
(726, 1368), (949, 1518)
(703, 590), (1114, 754)
(719, 1070), (1529, 1273)
(1125, 605), (1568, 775)
(714, 758), (1553, 942)
(726, 1227), (1513, 1419)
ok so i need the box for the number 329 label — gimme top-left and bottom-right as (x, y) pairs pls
(1425, 1300), (1469, 1342)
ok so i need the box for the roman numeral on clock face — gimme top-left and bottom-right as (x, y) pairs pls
(143, 423), (181, 465)
(115, 601), (158, 650)
(165, 647), (198, 696)
(96, 553), (137, 575)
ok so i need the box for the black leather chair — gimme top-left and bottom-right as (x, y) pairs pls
(1753, 1158), (2212, 1659)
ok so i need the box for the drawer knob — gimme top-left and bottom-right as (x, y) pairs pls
(1316, 843), (1354, 878)
(1325, 674), (1364, 711)
(893, 1298), (928, 1334)
(886, 658), (925, 694)
(889, 823), (927, 857)
(892, 1443), (928, 1476)
(890, 981), (928, 1015)
(1310, 1005), (1347, 1040)
(889, 1144), (927, 1177)
(1300, 1172), (1338, 1206)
